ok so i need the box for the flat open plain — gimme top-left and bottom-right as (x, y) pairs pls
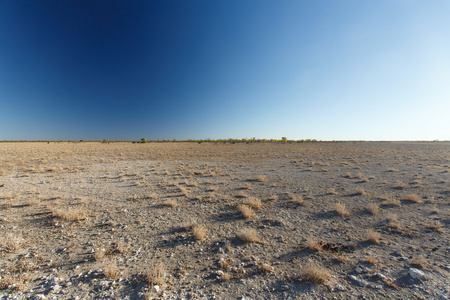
(0, 142), (449, 299)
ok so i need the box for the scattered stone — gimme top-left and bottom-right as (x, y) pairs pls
(152, 285), (161, 293)
(373, 284), (383, 289)
(409, 268), (427, 280)
(99, 281), (110, 287)
(349, 275), (368, 286)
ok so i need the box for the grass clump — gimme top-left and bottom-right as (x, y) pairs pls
(305, 238), (323, 252)
(394, 182), (408, 189)
(334, 202), (351, 216)
(301, 261), (331, 284)
(290, 195), (307, 206)
(259, 263), (274, 274)
(103, 260), (119, 279)
(356, 187), (367, 195)
(381, 198), (401, 207)
(50, 206), (88, 221)
(163, 199), (178, 207)
(244, 197), (262, 209)
(0, 232), (24, 253)
(411, 256), (430, 269)
(94, 248), (107, 261)
(191, 224), (207, 241)
(426, 220), (443, 232)
(251, 175), (266, 182)
(387, 213), (402, 229)
(401, 194), (423, 203)
(367, 229), (381, 244)
(237, 204), (256, 219)
(237, 228), (261, 243)
(145, 262), (166, 286)
(366, 202), (380, 215)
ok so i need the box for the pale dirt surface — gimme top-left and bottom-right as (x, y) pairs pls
(0, 142), (449, 300)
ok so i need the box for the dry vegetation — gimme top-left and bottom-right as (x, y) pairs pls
(237, 204), (256, 219)
(237, 228), (261, 243)
(334, 202), (351, 216)
(301, 261), (331, 284)
(0, 141), (448, 299)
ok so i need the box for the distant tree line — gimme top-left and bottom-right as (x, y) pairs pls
(0, 138), (320, 143)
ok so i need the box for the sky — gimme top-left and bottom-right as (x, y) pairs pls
(0, 1), (449, 141)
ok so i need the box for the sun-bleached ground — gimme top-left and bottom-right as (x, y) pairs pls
(0, 142), (449, 299)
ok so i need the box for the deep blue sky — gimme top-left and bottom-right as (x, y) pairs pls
(1, 1), (449, 141)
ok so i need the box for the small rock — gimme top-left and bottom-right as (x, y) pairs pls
(336, 284), (345, 291)
(50, 284), (61, 293)
(355, 267), (363, 274)
(409, 268), (427, 280)
(349, 275), (368, 286)
(373, 284), (383, 289)
(31, 295), (47, 300)
(99, 281), (110, 287)
(152, 285), (161, 293)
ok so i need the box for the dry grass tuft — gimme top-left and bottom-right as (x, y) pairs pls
(356, 187), (367, 195)
(237, 228), (261, 243)
(178, 187), (189, 197)
(145, 262), (166, 286)
(334, 202), (351, 216)
(103, 260), (119, 279)
(305, 238), (323, 252)
(327, 188), (339, 195)
(334, 254), (349, 263)
(382, 279), (399, 289)
(290, 195), (307, 206)
(411, 256), (430, 269)
(116, 241), (131, 254)
(244, 197), (262, 209)
(268, 195), (279, 201)
(237, 204), (256, 219)
(387, 213), (402, 229)
(252, 175), (266, 182)
(0, 232), (25, 253)
(381, 198), (401, 207)
(366, 202), (379, 215)
(0, 273), (28, 291)
(367, 229), (381, 244)
(240, 183), (252, 190)
(163, 199), (178, 207)
(426, 220), (443, 232)
(94, 248), (107, 261)
(235, 192), (249, 198)
(191, 224), (207, 241)
(301, 261), (331, 284)
(220, 272), (232, 281)
(401, 194), (423, 203)
(259, 263), (274, 274)
(26, 198), (40, 206)
(394, 182), (408, 189)
(50, 206), (88, 221)
(363, 256), (378, 265)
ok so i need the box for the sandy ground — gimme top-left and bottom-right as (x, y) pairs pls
(0, 142), (449, 300)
